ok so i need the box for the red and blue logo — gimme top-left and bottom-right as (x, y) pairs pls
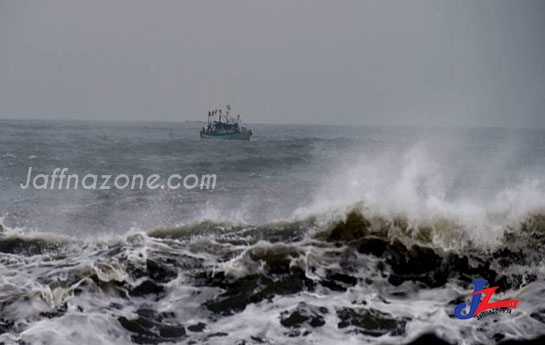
(454, 279), (519, 320)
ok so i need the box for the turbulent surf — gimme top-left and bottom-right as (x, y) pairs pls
(0, 120), (544, 344)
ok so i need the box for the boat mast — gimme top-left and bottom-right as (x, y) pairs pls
(226, 105), (231, 123)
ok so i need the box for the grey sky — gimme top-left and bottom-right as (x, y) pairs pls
(1, 0), (544, 127)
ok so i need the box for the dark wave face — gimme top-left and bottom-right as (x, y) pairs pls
(1, 211), (545, 345)
(0, 120), (545, 344)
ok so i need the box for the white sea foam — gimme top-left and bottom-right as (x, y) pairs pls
(294, 142), (545, 248)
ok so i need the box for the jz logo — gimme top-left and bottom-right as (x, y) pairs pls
(454, 279), (519, 320)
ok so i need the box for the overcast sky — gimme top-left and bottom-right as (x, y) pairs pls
(1, 0), (544, 127)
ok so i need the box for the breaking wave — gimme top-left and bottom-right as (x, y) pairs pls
(1, 206), (545, 345)
(1, 125), (545, 344)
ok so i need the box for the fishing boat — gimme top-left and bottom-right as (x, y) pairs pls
(200, 105), (252, 140)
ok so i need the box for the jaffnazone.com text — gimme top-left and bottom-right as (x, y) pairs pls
(20, 168), (216, 190)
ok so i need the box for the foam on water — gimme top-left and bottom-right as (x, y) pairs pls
(2, 207), (545, 344)
(295, 142), (545, 249)
(1, 121), (545, 344)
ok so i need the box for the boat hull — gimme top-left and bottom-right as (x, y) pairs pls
(200, 132), (252, 140)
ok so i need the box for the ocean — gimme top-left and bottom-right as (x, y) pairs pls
(1, 119), (544, 345)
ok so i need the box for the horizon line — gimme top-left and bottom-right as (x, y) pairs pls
(0, 115), (542, 131)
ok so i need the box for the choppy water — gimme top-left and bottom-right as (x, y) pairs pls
(1, 119), (545, 345)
